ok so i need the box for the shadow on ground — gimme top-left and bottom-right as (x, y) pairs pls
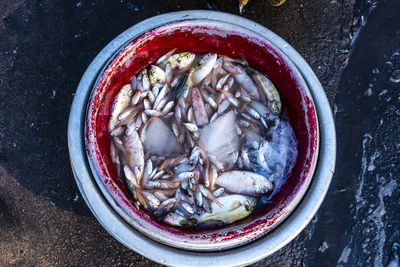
(0, 0), (356, 265)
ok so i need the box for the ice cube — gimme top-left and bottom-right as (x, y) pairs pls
(247, 120), (298, 195)
(199, 110), (239, 169)
(144, 118), (183, 156)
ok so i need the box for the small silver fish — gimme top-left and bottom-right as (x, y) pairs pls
(108, 83), (133, 132)
(160, 52), (196, 71)
(153, 84), (169, 109)
(142, 73), (151, 91)
(148, 65), (167, 84)
(141, 191), (160, 210)
(191, 53), (218, 86)
(216, 171), (273, 196)
(192, 87), (209, 126)
(154, 198), (176, 216)
(123, 165), (140, 188)
(216, 74), (230, 91)
(183, 123), (199, 132)
(164, 212), (197, 226)
(213, 187), (225, 198)
(123, 129), (144, 180)
(165, 63), (172, 84)
(223, 62), (260, 100)
(249, 69), (281, 114)
(156, 48), (177, 65)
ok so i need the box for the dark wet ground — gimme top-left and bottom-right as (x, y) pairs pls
(0, 0), (398, 266)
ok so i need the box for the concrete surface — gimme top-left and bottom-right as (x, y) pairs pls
(304, 0), (400, 265)
(0, 0), (398, 266)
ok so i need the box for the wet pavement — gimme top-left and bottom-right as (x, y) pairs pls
(0, 0), (398, 266)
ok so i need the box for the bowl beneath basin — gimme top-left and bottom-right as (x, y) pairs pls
(69, 11), (335, 265)
(84, 13), (318, 251)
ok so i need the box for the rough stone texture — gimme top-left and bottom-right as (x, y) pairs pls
(0, 0), (382, 266)
(304, 1), (400, 266)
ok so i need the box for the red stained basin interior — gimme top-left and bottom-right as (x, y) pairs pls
(86, 21), (318, 241)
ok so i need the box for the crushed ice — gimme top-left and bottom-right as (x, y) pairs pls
(245, 120), (298, 198)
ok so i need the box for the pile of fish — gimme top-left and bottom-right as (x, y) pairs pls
(108, 50), (298, 228)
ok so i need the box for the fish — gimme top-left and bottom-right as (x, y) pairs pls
(123, 129), (145, 181)
(209, 164), (218, 190)
(159, 180), (181, 189)
(195, 185), (203, 207)
(213, 187), (225, 198)
(218, 99), (231, 114)
(113, 136), (126, 154)
(147, 91), (155, 104)
(222, 55), (249, 67)
(187, 107), (195, 123)
(110, 126), (125, 137)
(164, 212), (197, 226)
(136, 190), (149, 209)
(199, 184), (220, 205)
(216, 171), (273, 196)
(155, 48), (177, 65)
(198, 194), (256, 224)
(145, 181), (161, 189)
(222, 88), (240, 108)
(159, 52), (196, 71)
(216, 74), (230, 91)
(108, 83), (133, 132)
(204, 103), (213, 118)
(245, 105), (261, 119)
(118, 107), (137, 121)
(123, 165), (140, 188)
(173, 73), (189, 102)
(223, 62), (260, 100)
(131, 90), (141, 106)
(152, 84), (160, 97)
(141, 191), (160, 210)
(201, 71), (212, 88)
(173, 171), (195, 181)
(142, 72), (150, 91)
(201, 90), (218, 110)
(249, 69), (281, 115)
(211, 57), (223, 87)
(110, 142), (118, 163)
(142, 159), (153, 186)
(153, 84), (169, 109)
(148, 65), (167, 84)
(154, 99), (167, 111)
(191, 53), (218, 85)
(191, 87), (209, 126)
(165, 63), (172, 84)
(152, 170), (166, 180)
(154, 198), (176, 216)
(225, 76), (235, 90)
(178, 201), (195, 216)
(183, 123), (199, 132)
(161, 101), (175, 114)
